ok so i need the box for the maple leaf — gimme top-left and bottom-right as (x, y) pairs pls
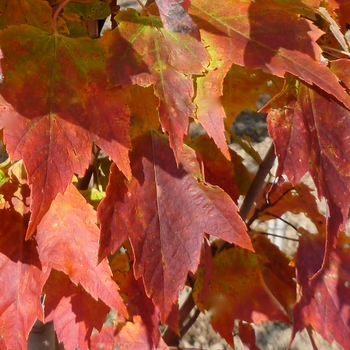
(193, 246), (290, 347)
(43, 270), (110, 350)
(256, 182), (326, 234)
(36, 183), (127, 317)
(0, 167), (49, 350)
(98, 130), (252, 321)
(189, 0), (350, 110)
(0, 25), (131, 237)
(110, 252), (162, 346)
(187, 134), (240, 202)
(222, 64), (283, 129)
(238, 321), (261, 350)
(154, 0), (200, 39)
(268, 82), (350, 266)
(90, 316), (168, 350)
(292, 232), (350, 350)
(0, 0), (53, 31)
(101, 8), (210, 162)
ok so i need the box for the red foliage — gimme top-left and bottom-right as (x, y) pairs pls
(0, 1), (350, 349)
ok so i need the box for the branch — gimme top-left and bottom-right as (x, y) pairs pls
(163, 292), (198, 346)
(239, 142), (276, 222)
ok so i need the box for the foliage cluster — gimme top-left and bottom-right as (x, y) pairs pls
(1, 0), (350, 349)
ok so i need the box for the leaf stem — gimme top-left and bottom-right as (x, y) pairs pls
(52, 0), (71, 33)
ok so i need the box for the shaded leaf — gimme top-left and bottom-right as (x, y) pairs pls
(0, 169), (49, 350)
(102, 8), (209, 162)
(36, 183), (127, 317)
(0, 0), (53, 30)
(154, 0), (200, 39)
(0, 25), (131, 236)
(187, 134), (240, 202)
(91, 316), (168, 350)
(256, 182), (326, 234)
(193, 247), (289, 347)
(44, 270), (110, 350)
(251, 234), (296, 314)
(128, 85), (161, 139)
(189, 0), (350, 109)
(292, 232), (350, 350)
(268, 82), (350, 263)
(110, 252), (161, 346)
(98, 131), (252, 321)
(222, 65), (284, 129)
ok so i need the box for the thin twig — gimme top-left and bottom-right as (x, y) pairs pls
(254, 231), (299, 242)
(263, 212), (299, 232)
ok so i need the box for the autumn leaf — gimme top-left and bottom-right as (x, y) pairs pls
(187, 134), (240, 202)
(98, 130), (252, 321)
(110, 252), (162, 346)
(189, 0), (350, 110)
(268, 82), (350, 265)
(238, 321), (261, 350)
(101, 8), (210, 162)
(90, 316), (168, 350)
(0, 167), (49, 350)
(0, 0), (53, 31)
(43, 270), (110, 350)
(256, 182), (326, 234)
(292, 232), (350, 350)
(0, 25), (131, 237)
(222, 64), (283, 129)
(193, 247), (290, 347)
(36, 183), (127, 318)
(154, 0), (200, 39)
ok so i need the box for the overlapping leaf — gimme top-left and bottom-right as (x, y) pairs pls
(98, 130), (252, 321)
(193, 245), (291, 347)
(36, 183), (127, 317)
(189, 0), (350, 110)
(292, 232), (350, 350)
(91, 316), (168, 350)
(0, 165), (49, 350)
(268, 82), (350, 258)
(101, 8), (210, 162)
(43, 270), (110, 350)
(154, 0), (200, 39)
(110, 251), (161, 346)
(0, 0), (53, 30)
(222, 65), (284, 128)
(0, 25), (131, 237)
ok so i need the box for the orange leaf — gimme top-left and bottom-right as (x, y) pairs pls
(91, 316), (168, 350)
(193, 247), (289, 347)
(36, 184), (127, 317)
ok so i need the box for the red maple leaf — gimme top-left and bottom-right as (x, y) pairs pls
(0, 24), (131, 237)
(98, 131), (252, 321)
